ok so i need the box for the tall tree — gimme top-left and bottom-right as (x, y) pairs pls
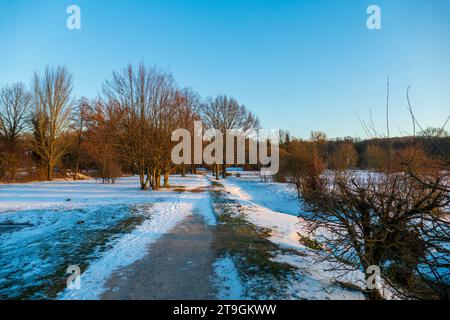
(201, 95), (259, 178)
(70, 97), (91, 180)
(103, 63), (178, 190)
(0, 83), (31, 181)
(83, 99), (123, 184)
(177, 87), (202, 176)
(31, 66), (73, 181)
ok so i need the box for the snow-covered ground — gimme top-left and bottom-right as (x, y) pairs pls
(58, 201), (194, 300)
(224, 173), (301, 217)
(0, 175), (214, 299)
(0, 172), (377, 300)
(0, 175), (210, 214)
(218, 176), (367, 300)
(212, 255), (244, 300)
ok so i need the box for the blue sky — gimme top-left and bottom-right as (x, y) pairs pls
(0, 0), (449, 138)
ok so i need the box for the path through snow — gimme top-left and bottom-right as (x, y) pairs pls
(0, 173), (368, 300)
(218, 176), (367, 300)
(101, 212), (217, 300)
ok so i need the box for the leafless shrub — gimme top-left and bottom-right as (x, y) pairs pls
(295, 83), (450, 299)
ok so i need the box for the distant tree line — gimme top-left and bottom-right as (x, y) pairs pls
(279, 130), (448, 168)
(275, 121), (449, 299)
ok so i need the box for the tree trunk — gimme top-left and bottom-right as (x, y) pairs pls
(156, 175), (161, 188)
(222, 164), (227, 178)
(181, 163), (186, 177)
(47, 163), (52, 181)
(363, 255), (384, 300)
(222, 134), (227, 179)
(73, 158), (80, 181)
(147, 167), (153, 189)
(139, 171), (147, 190)
(164, 169), (170, 188)
(215, 163), (219, 180)
(11, 163), (17, 182)
(152, 169), (157, 190)
(7, 155), (17, 182)
(144, 170), (150, 189)
(155, 169), (161, 189)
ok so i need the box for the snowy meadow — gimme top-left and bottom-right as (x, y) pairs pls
(0, 173), (371, 300)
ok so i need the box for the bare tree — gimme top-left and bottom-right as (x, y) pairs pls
(419, 127), (449, 138)
(70, 97), (91, 180)
(103, 63), (151, 189)
(30, 66), (73, 181)
(201, 95), (259, 178)
(177, 87), (202, 176)
(0, 83), (31, 181)
(103, 63), (178, 190)
(84, 99), (123, 184)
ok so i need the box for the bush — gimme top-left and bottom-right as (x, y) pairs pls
(96, 161), (122, 184)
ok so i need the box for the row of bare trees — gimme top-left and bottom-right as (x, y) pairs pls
(0, 63), (260, 187)
(98, 64), (200, 189)
(0, 67), (73, 181)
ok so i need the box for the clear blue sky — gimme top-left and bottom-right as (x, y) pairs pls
(0, 0), (449, 138)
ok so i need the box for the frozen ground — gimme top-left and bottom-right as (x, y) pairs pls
(226, 173), (301, 216)
(218, 176), (367, 300)
(0, 175), (214, 299)
(212, 255), (244, 299)
(0, 175), (210, 214)
(1, 173), (369, 300)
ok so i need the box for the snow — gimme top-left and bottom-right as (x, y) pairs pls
(218, 176), (368, 300)
(212, 255), (244, 300)
(0, 172), (396, 300)
(223, 175), (301, 217)
(0, 174), (214, 299)
(0, 175), (210, 215)
(59, 201), (193, 300)
(271, 254), (365, 300)
(218, 177), (306, 249)
(0, 204), (135, 299)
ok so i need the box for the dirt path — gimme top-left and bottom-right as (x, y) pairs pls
(101, 211), (218, 300)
